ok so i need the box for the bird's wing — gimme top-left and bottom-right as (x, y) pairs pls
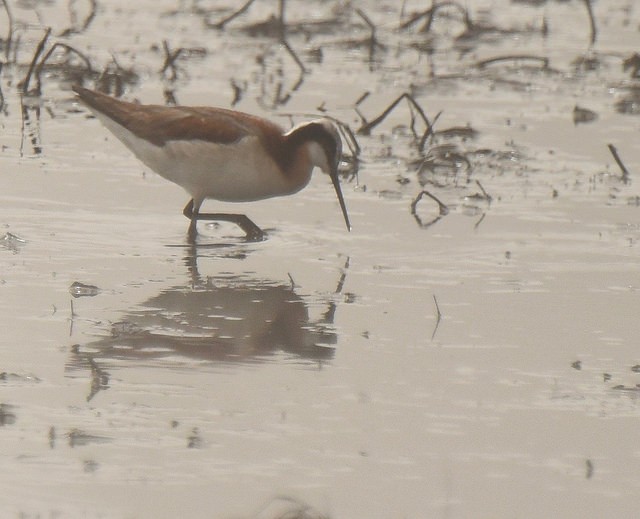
(73, 86), (284, 147)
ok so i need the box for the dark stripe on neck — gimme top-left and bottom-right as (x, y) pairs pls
(271, 122), (334, 174)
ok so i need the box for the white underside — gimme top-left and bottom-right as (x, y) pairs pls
(92, 111), (308, 203)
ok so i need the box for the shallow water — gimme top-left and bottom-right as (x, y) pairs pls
(1, 1), (640, 518)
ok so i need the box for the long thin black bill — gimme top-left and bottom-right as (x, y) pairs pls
(330, 168), (351, 232)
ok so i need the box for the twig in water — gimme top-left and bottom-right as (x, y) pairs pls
(354, 91), (370, 127)
(623, 53), (640, 78)
(337, 120), (360, 158)
(608, 143), (630, 184)
(355, 8), (384, 65)
(1, 0), (13, 63)
(411, 190), (449, 217)
(0, 63), (4, 111)
(411, 190), (449, 229)
(355, 91), (370, 106)
(319, 255), (351, 327)
(357, 92), (434, 137)
(399, 1), (473, 33)
(161, 40), (184, 80)
(431, 294), (442, 340)
(282, 38), (306, 74)
(475, 55), (549, 70)
(61, 0), (97, 36)
(163, 88), (178, 106)
(278, 0), (286, 41)
(473, 212), (486, 230)
(212, 0), (257, 29)
(317, 115), (361, 161)
(33, 42), (94, 95)
(21, 102), (42, 155)
(418, 109), (442, 152)
(433, 294), (442, 320)
(475, 180), (492, 202)
(230, 78), (244, 106)
(19, 27), (51, 95)
(95, 54), (139, 97)
(582, 0), (597, 46)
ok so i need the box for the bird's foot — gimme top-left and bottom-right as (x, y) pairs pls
(185, 209), (266, 242)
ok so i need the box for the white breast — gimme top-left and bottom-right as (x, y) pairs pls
(91, 112), (311, 202)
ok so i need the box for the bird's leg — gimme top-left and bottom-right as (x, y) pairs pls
(182, 199), (195, 219)
(183, 199), (199, 242)
(196, 213), (266, 241)
(182, 199), (265, 241)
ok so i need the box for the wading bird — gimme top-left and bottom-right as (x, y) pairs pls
(72, 86), (351, 241)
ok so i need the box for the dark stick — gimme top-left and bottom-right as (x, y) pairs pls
(608, 143), (630, 184)
(418, 109), (442, 152)
(161, 40), (184, 80)
(473, 212), (486, 230)
(355, 91), (370, 106)
(411, 190), (449, 217)
(332, 118), (361, 157)
(63, 0), (97, 36)
(33, 42), (94, 94)
(433, 294), (442, 320)
(230, 78), (243, 106)
(1, 0), (13, 63)
(357, 92), (433, 136)
(38, 42), (93, 72)
(357, 94), (406, 134)
(399, 1), (472, 32)
(213, 0), (257, 29)
(431, 294), (442, 341)
(476, 55), (549, 69)
(582, 0), (597, 46)
(278, 0), (286, 40)
(475, 180), (492, 202)
(0, 63), (4, 111)
(81, 0), (97, 32)
(355, 8), (382, 56)
(19, 27), (51, 94)
(282, 39), (306, 74)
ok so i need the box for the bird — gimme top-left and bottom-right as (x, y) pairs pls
(72, 85), (351, 241)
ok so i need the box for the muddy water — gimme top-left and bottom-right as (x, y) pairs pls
(1, 0), (640, 518)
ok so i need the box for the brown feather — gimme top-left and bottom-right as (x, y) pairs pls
(72, 86), (286, 149)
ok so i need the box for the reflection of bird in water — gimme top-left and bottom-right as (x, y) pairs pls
(72, 86), (351, 241)
(67, 249), (349, 401)
(87, 279), (338, 361)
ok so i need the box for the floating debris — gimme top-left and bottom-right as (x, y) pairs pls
(187, 427), (202, 449)
(1, 232), (26, 253)
(0, 403), (16, 426)
(110, 320), (142, 337)
(623, 53), (640, 79)
(611, 384), (640, 392)
(83, 460), (100, 473)
(614, 87), (640, 115)
(0, 371), (41, 383)
(586, 459), (594, 479)
(69, 281), (100, 298)
(67, 428), (110, 448)
(573, 105), (598, 125)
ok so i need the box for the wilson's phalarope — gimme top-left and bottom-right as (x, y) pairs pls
(72, 86), (351, 241)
